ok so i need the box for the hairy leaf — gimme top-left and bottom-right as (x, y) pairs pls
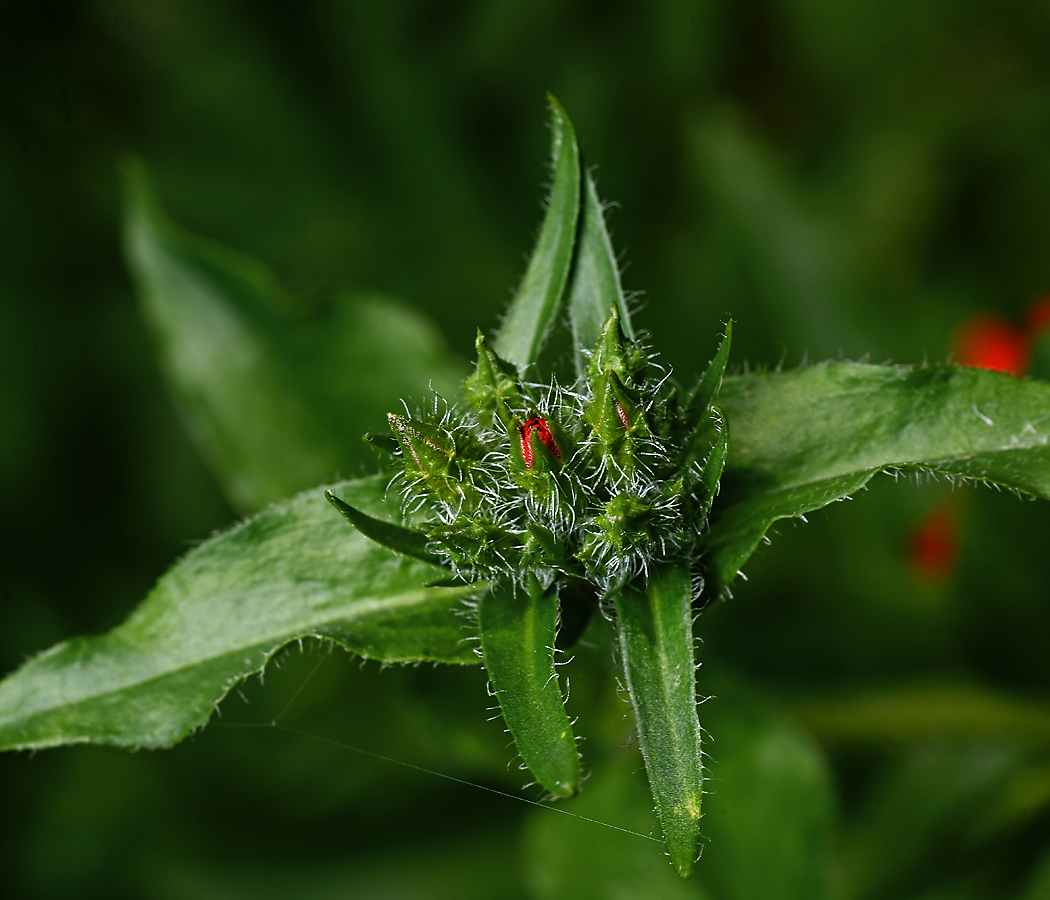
(326, 489), (445, 567)
(704, 471), (873, 594)
(613, 564), (703, 878)
(698, 407), (728, 518)
(493, 97), (581, 371)
(0, 477), (477, 752)
(707, 363), (1050, 591)
(684, 319), (732, 435)
(478, 578), (581, 799)
(566, 170), (635, 378)
(122, 161), (466, 512)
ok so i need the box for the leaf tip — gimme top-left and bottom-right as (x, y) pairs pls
(550, 779), (580, 800)
(325, 489), (350, 518)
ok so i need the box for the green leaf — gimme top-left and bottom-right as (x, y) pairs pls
(325, 488), (446, 567)
(478, 577), (581, 799)
(684, 319), (733, 436)
(0, 476), (478, 752)
(612, 564), (703, 878)
(697, 407), (728, 518)
(122, 160), (466, 512)
(493, 97), (581, 371)
(707, 363), (1050, 592)
(566, 170), (635, 378)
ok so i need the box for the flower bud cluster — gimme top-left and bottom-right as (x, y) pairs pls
(385, 308), (719, 594)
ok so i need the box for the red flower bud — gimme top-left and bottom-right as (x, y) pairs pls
(520, 415), (561, 469)
(908, 505), (959, 583)
(952, 314), (1028, 375)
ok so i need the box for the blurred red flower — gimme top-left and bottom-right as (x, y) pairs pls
(952, 314), (1029, 374)
(907, 505), (959, 583)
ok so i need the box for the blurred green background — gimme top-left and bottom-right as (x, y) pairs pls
(3, 1), (1050, 898)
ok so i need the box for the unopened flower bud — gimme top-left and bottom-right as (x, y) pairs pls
(577, 492), (662, 585)
(465, 331), (522, 431)
(509, 411), (575, 523)
(519, 414), (563, 469)
(587, 305), (648, 384)
(526, 521), (572, 570)
(388, 413), (479, 503)
(379, 306), (726, 592)
(584, 369), (650, 473)
(429, 518), (522, 574)
(595, 493), (657, 550)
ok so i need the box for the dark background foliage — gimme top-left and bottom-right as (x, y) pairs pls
(3, 1), (1050, 897)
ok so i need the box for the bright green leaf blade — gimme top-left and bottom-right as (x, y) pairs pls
(707, 363), (1050, 592)
(0, 476), (478, 752)
(478, 577), (581, 799)
(721, 362), (1050, 495)
(493, 97), (581, 371)
(122, 160), (466, 512)
(325, 489), (446, 567)
(612, 564), (703, 878)
(566, 170), (635, 378)
(684, 319), (733, 433)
